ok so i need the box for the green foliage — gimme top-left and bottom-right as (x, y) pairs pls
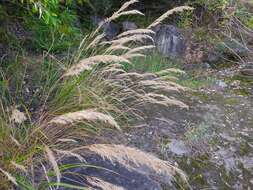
(189, 0), (229, 11)
(125, 53), (178, 73)
(234, 1), (253, 29)
(25, 17), (82, 52)
(19, 0), (79, 28)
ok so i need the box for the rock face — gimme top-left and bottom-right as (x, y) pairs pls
(122, 21), (138, 31)
(154, 25), (186, 58)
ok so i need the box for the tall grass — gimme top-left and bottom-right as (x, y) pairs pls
(0, 1), (192, 189)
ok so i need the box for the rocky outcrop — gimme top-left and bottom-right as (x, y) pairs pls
(153, 24), (186, 58)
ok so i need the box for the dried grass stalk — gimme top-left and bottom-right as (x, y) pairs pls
(143, 93), (189, 109)
(105, 45), (130, 53)
(118, 29), (155, 38)
(93, 0), (139, 35)
(44, 146), (61, 186)
(156, 68), (186, 76)
(86, 144), (187, 184)
(148, 6), (194, 28)
(139, 80), (186, 92)
(0, 167), (17, 186)
(116, 0), (139, 14)
(126, 45), (155, 55)
(86, 33), (106, 49)
(123, 53), (145, 59)
(57, 138), (78, 143)
(64, 55), (130, 77)
(108, 34), (153, 46)
(158, 75), (179, 82)
(107, 10), (144, 22)
(54, 149), (85, 162)
(86, 177), (125, 190)
(10, 161), (27, 173)
(10, 135), (21, 146)
(49, 109), (121, 131)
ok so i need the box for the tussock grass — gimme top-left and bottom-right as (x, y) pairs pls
(49, 109), (121, 130)
(0, 1), (193, 189)
(85, 144), (188, 183)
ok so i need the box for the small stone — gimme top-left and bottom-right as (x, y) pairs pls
(25, 87), (30, 93)
(168, 139), (190, 156)
(231, 80), (240, 87)
(10, 107), (27, 124)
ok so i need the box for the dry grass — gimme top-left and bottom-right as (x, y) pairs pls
(10, 161), (27, 173)
(156, 68), (186, 76)
(118, 29), (155, 38)
(44, 145), (61, 186)
(0, 1), (193, 189)
(85, 144), (187, 183)
(64, 55), (130, 77)
(49, 109), (121, 130)
(148, 6), (194, 29)
(86, 177), (125, 190)
(0, 167), (17, 186)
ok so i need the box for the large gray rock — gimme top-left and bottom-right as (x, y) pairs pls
(103, 22), (120, 40)
(205, 39), (250, 67)
(154, 25), (186, 58)
(218, 40), (250, 58)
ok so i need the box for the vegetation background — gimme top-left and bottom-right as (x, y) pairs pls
(0, 0), (252, 189)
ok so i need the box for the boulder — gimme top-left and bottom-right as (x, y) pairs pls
(122, 21), (138, 31)
(205, 40), (250, 66)
(154, 24), (186, 58)
(219, 40), (250, 58)
(103, 22), (120, 40)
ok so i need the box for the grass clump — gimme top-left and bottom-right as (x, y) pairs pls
(0, 1), (193, 189)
